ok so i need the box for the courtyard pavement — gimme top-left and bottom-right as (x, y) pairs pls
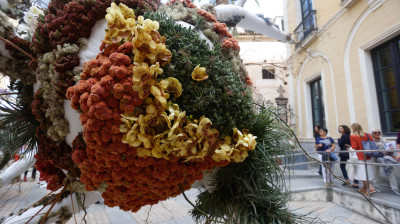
(0, 170), (383, 224)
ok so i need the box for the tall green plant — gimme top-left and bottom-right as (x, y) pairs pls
(0, 81), (38, 171)
(191, 106), (301, 223)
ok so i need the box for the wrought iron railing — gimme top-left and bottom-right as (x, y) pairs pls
(281, 149), (400, 197)
(293, 10), (317, 44)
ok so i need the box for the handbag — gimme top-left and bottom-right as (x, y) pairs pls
(348, 147), (359, 163)
(362, 134), (384, 158)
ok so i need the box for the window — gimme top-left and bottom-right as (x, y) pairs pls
(310, 78), (326, 128)
(300, 0), (315, 38)
(372, 35), (400, 134)
(294, 0), (316, 43)
(262, 69), (275, 79)
(301, 0), (313, 19)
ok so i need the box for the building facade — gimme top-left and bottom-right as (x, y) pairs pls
(239, 34), (289, 114)
(284, 0), (400, 141)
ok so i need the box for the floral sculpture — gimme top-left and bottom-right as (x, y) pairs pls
(65, 2), (256, 211)
(0, 0), (295, 223)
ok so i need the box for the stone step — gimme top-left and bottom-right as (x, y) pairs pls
(289, 178), (400, 223)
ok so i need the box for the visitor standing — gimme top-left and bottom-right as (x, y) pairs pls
(23, 166), (37, 182)
(372, 128), (400, 195)
(314, 125), (322, 176)
(371, 128), (387, 189)
(315, 127), (338, 186)
(338, 125), (352, 186)
(350, 123), (376, 194)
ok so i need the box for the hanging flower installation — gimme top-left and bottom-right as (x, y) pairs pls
(0, 0), (297, 223)
(66, 3), (256, 210)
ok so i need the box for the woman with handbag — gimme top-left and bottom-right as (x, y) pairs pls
(338, 125), (359, 187)
(350, 123), (376, 194)
(316, 127), (338, 186)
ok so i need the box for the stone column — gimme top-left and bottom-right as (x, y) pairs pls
(275, 85), (288, 122)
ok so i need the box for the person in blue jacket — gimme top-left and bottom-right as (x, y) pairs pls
(315, 127), (338, 186)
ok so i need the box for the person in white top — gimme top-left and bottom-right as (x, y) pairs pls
(372, 129), (399, 195)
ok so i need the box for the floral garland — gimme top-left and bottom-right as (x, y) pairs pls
(32, 89), (80, 191)
(27, 0), (159, 191)
(36, 48), (70, 142)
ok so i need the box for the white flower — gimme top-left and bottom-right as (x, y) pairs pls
(29, 5), (43, 16)
(23, 6), (43, 35)
(23, 11), (34, 23)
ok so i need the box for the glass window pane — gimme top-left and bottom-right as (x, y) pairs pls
(301, 0), (311, 18)
(397, 40), (400, 60)
(384, 110), (400, 132)
(373, 36), (400, 133)
(312, 95), (319, 107)
(302, 2), (307, 13)
(376, 46), (392, 68)
(310, 78), (325, 128)
(381, 89), (400, 111)
(313, 109), (320, 125)
(320, 83), (324, 107)
(378, 67), (396, 89)
(311, 82), (317, 97)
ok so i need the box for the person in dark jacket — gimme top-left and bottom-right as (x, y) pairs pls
(338, 125), (351, 186)
(314, 125), (322, 176)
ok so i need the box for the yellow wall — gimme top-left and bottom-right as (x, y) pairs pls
(313, 0), (341, 28)
(286, 0), (400, 139)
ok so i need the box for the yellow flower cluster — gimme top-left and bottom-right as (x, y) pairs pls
(105, 3), (136, 44)
(105, 3), (172, 66)
(212, 129), (257, 162)
(120, 101), (257, 162)
(105, 3), (257, 162)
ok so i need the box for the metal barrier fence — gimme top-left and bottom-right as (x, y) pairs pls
(281, 149), (400, 196)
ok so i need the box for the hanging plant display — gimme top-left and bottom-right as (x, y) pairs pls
(65, 2), (256, 211)
(0, 0), (296, 223)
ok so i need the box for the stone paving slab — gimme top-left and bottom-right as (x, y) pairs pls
(0, 202), (19, 217)
(0, 175), (383, 224)
(130, 200), (190, 224)
(66, 211), (111, 224)
(288, 201), (380, 224)
(105, 206), (138, 224)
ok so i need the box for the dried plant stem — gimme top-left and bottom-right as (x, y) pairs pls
(17, 191), (54, 216)
(0, 36), (37, 62)
(70, 193), (78, 224)
(40, 186), (68, 224)
(25, 196), (57, 224)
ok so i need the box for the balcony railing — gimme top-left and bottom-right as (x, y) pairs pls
(293, 10), (317, 45)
